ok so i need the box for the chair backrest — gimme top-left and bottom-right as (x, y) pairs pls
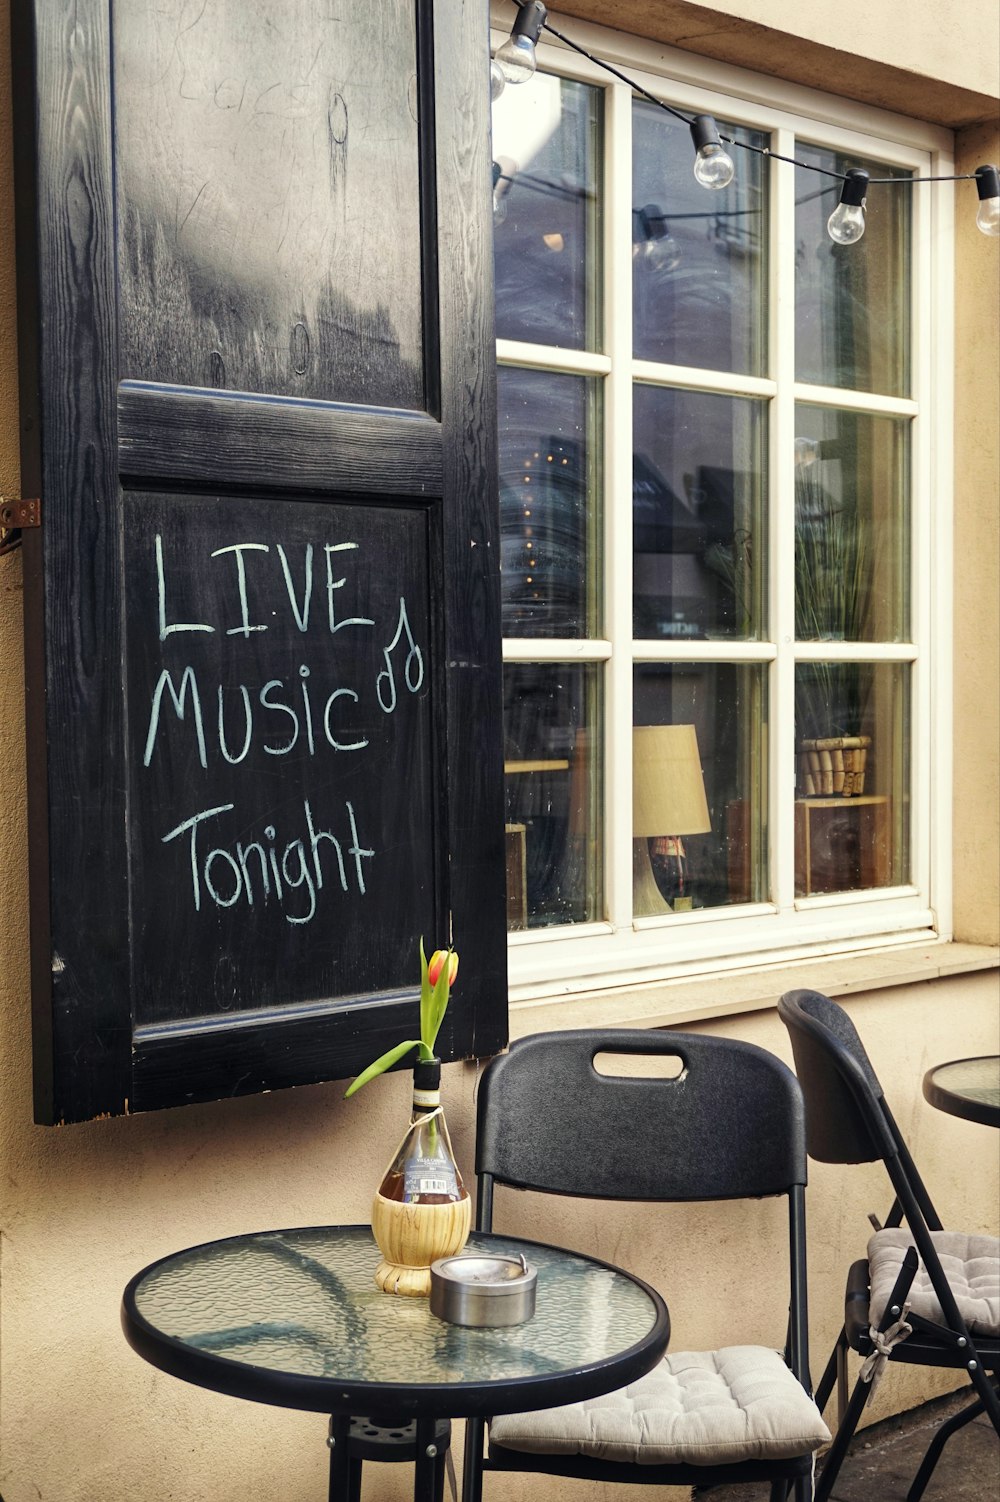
(475, 1029), (807, 1204)
(777, 990), (897, 1165)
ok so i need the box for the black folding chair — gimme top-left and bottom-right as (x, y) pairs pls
(778, 989), (1000, 1502)
(462, 1029), (829, 1502)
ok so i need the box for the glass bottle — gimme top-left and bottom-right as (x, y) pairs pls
(377, 1058), (466, 1206)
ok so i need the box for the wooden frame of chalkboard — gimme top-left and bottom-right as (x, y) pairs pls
(12, 0), (508, 1123)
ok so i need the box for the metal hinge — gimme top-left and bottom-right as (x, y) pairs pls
(0, 496), (42, 556)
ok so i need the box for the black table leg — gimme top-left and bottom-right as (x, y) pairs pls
(327, 1414), (354, 1501)
(412, 1415), (442, 1502)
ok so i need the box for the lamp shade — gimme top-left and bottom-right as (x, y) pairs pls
(632, 725), (711, 838)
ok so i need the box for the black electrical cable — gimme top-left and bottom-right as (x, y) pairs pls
(519, 6), (980, 191)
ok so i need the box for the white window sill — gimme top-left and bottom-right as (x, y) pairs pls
(506, 941), (999, 1041)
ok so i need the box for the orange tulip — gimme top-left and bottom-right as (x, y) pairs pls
(428, 949), (459, 989)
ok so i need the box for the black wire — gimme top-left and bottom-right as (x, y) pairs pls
(539, 18), (693, 126)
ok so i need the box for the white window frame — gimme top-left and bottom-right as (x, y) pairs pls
(491, 12), (955, 1005)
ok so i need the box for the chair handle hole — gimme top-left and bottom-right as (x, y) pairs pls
(593, 1051), (685, 1080)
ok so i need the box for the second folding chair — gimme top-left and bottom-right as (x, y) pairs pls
(778, 988), (1000, 1502)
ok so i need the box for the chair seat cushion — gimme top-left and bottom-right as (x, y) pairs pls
(488, 1347), (830, 1467)
(868, 1229), (1000, 1336)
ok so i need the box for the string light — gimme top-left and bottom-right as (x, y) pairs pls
(490, 59), (506, 101)
(690, 115), (735, 190)
(827, 168), (869, 244)
(633, 205), (681, 272)
(492, 2), (1000, 243)
(975, 165), (1000, 237)
(494, 1), (547, 86)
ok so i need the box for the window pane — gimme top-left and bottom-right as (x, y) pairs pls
(795, 407), (910, 642)
(633, 387), (766, 640)
(499, 367), (602, 638)
(493, 72), (602, 351)
(633, 663), (767, 913)
(503, 664), (603, 929)
(795, 663), (910, 895)
(795, 148), (911, 397)
(632, 102), (767, 375)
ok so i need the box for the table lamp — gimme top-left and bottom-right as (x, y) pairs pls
(632, 724), (711, 913)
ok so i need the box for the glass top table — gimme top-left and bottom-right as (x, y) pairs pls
(122, 1224), (670, 1500)
(922, 1056), (1000, 1128)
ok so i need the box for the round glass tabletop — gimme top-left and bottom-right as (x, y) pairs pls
(922, 1056), (1000, 1128)
(122, 1225), (669, 1418)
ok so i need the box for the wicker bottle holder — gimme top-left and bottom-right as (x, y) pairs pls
(371, 1190), (472, 1297)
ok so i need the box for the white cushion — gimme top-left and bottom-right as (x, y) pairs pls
(868, 1229), (1000, 1336)
(489, 1346), (830, 1467)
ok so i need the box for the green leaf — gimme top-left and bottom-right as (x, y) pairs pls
(419, 936), (431, 1049)
(344, 1039), (423, 1098)
(428, 955), (452, 1051)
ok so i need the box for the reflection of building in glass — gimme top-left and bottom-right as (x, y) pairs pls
(503, 665), (596, 927)
(492, 74), (600, 350)
(500, 430), (588, 635)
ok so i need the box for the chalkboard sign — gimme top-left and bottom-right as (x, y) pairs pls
(126, 493), (439, 1022)
(14, 0), (508, 1122)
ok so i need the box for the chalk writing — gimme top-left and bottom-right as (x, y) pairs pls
(376, 596), (425, 713)
(160, 798), (374, 925)
(143, 664), (372, 766)
(144, 531), (425, 924)
(156, 534), (213, 640)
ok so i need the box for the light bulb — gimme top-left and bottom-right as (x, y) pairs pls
(492, 160), (507, 225)
(490, 58), (506, 101)
(689, 115), (735, 191)
(694, 142), (735, 190)
(495, 32), (536, 84)
(975, 164), (1000, 237)
(496, 1), (547, 84)
(794, 437), (820, 469)
(827, 169), (869, 245)
(827, 202), (866, 244)
(646, 231), (680, 274)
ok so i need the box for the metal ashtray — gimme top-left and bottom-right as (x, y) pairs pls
(429, 1252), (537, 1327)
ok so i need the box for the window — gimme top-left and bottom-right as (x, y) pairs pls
(492, 21), (950, 1001)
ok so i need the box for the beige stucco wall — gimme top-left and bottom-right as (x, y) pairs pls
(560, 0), (1000, 124)
(1, 1), (998, 1499)
(953, 118), (1000, 946)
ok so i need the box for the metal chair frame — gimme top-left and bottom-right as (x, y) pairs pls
(462, 1028), (823, 1502)
(778, 989), (1000, 1502)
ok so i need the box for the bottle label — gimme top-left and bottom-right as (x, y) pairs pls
(412, 1088), (441, 1109)
(404, 1156), (459, 1199)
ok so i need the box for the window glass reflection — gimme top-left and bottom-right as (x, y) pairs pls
(633, 387), (766, 640)
(503, 665), (603, 929)
(499, 367), (602, 638)
(493, 73), (602, 350)
(795, 406), (910, 642)
(633, 663), (767, 913)
(632, 102), (767, 374)
(795, 148), (911, 396)
(795, 663), (910, 895)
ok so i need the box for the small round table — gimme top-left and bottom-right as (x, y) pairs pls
(121, 1225), (670, 1502)
(922, 1056), (1000, 1128)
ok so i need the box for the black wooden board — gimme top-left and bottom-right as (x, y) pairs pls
(13, 0), (508, 1122)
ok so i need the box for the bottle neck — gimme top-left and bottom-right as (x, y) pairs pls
(412, 1057), (441, 1116)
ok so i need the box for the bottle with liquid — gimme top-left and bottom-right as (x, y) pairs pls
(371, 1058), (471, 1296)
(378, 1059), (466, 1205)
